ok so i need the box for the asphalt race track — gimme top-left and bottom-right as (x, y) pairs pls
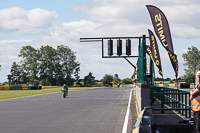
(0, 86), (133, 133)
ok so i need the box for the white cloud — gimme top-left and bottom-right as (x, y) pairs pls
(0, 7), (59, 34)
(0, 0), (200, 81)
(78, 0), (200, 38)
(0, 39), (33, 43)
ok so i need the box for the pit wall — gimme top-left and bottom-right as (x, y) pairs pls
(134, 83), (151, 115)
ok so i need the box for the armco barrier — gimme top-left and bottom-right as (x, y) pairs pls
(0, 86), (9, 90)
(29, 86), (42, 90)
(22, 86), (29, 90)
(158, 84), (164, 87)
(91, 85), (103, 87)
(0, 86), (42, 90)
(29, 86), (37, 90)
(169, 84), (176, 87)
(15, 86), (22, 90)
(155, 83), (177, 87)
(132, 107), (153, 133)
(133, 109), (145, 133)
(10, 86), (16, 90)
(2, 86), (9, 90)
(180, 83), (190, 88)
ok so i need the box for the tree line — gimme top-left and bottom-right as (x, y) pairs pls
(5, 45), (198, 86)
(101, 74), (133, 86)
(8, 45), (80, 86)
(76, 73), (133, 86)
(7, 45), (132, 87)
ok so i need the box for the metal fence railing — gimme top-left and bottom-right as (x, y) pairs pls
(151, 86), (191, 118)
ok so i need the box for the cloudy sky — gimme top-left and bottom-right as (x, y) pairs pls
(0, 0), (200, 82)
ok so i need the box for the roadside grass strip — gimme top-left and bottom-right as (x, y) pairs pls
(0, 87), (94, 100)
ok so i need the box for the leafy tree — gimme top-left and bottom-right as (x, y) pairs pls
(40, 78), (50, 86)
(182, 46), (200, 83)
(84, 72), (95, 85)
(39, 45), (58, 85)
(155, 77), (163, 81)
(182, 69), (195, 83)
(14, 45), (80, 86)
(57, 45), (80, 85)
(113, 74), (121, 85)
(18, 46), (40, 81)
(7, 75), (12, 86)
(101, 74), (113, 86)
(10, 62), (21, 85)
(74, 66), (80, 85)
(120, 78), (133, 84)
(20, 71), (29, 84)
(165, 78), (171, 81)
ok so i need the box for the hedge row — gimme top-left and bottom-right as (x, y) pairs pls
(0, 86), (42, 90)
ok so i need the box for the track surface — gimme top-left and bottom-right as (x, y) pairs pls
(0, 87), (132, 133)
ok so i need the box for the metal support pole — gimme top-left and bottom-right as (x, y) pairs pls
(102, 39), (104, 58)
(124, 57), (136, 69)
(161, 89), (164, 113)
(142, 35), (147, 83)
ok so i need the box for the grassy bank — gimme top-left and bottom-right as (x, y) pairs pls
(0, 87), (94, 100)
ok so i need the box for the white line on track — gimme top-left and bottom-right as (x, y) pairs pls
(122, 89), (133, 133)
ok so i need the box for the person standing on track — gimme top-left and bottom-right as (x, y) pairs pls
(190, 70), (200, 133)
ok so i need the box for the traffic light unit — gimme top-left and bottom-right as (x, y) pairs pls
(108, 39), (113, 56)
(126, 39), (131, 55)
(117, 39), (122, 56)
(108, 39), (131, 56)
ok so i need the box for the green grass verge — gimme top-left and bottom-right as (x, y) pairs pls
(0, 87), (94, 100)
